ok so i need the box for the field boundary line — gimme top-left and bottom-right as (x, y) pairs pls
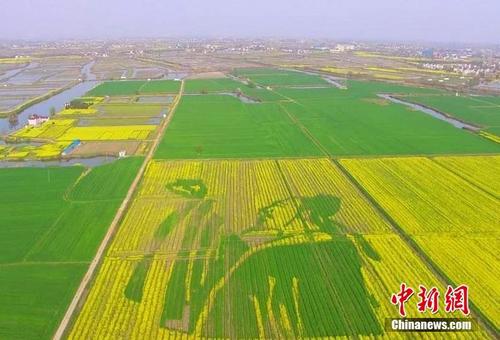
(22, 208), (69, 262)
(62, 168), (91, 201)
(53, 81), (185, 340)
(150, 153), (500, 162)
(332, 158), (498, 338)
(153, 155), (329, 162)
(335, 152), (500, 159)
(277, 102), (331, 157)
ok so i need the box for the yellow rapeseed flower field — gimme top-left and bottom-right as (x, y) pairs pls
(0, 142), (69, 160)
(434, 155), (500, 197)
(57, 125), (156, 141)
(59, 108), (98, 115)
(13, 119), (75, 139)
(341, 156), (500, 328)
(69, 158), (490, 339)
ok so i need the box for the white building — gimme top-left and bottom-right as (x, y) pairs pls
(27, 114), (49, 127)
(332, 44), (356, 53)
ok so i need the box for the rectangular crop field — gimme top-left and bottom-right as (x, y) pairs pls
(0, 157), (143, 339)
(87, 80), (181, 96)
(433, 155), (500, 197)
(240, 87), (286, 102)
(58, 125), (157, 141)
(79, 117), (156, 126)
(0, 142), (70, 160)
(140, 80), (181, 94)
(400, 94), (500, 135)
(155, 94), (322, 159)
(68, 159), (484, 339)
(13, 119), (75, 140)
(346, 80), (445, 96)
(234, 68), (329, 87)
(275, 86), (500, 156)
(184, 78), (247, 94)
(341, 156), (500, 328)
(87, 80), (146, 96)
(95, 103), (167, 117)
(184, 78), (287, 102)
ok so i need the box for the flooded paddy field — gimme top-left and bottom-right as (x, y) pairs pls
(1, 77), (179, 161)
(0, 57), (92, 112)
(0, 62), (34, 82)
(0, 80), (99, 134)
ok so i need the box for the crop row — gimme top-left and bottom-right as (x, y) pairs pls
(341, 156), (500, 328)
(57, 125), (156, 141)
(434, 155), (500, 197)
(68, 158), (491, 338)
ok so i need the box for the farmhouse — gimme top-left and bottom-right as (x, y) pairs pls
(27, 114), (49, 127)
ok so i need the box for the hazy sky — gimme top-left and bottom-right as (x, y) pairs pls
(1, 0), (499, 43)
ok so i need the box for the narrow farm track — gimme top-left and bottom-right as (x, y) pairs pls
(53, 81), (185, 340)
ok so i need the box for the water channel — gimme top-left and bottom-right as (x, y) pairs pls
(378, 94), (480, 131)
(0, 156), (118, 168)
(0, 61), (100, 135)
(0, 61), (115, 167)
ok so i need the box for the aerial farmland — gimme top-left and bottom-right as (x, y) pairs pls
(0, 38), (499, 340)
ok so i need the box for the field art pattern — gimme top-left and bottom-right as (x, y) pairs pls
(0, 157), (143, 339)
(341, 156), (500, 328)
(5, 65), (497, 340)
(68, 159), (487, 339)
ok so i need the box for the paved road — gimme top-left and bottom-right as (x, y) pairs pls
(53, 80), (184, 340)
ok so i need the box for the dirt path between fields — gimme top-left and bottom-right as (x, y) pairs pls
(53, 81), (185, 340)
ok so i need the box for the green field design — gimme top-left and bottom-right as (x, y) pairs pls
(1, 68), (499, 339)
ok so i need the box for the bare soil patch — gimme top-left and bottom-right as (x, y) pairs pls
(69, 141), (141, 157)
